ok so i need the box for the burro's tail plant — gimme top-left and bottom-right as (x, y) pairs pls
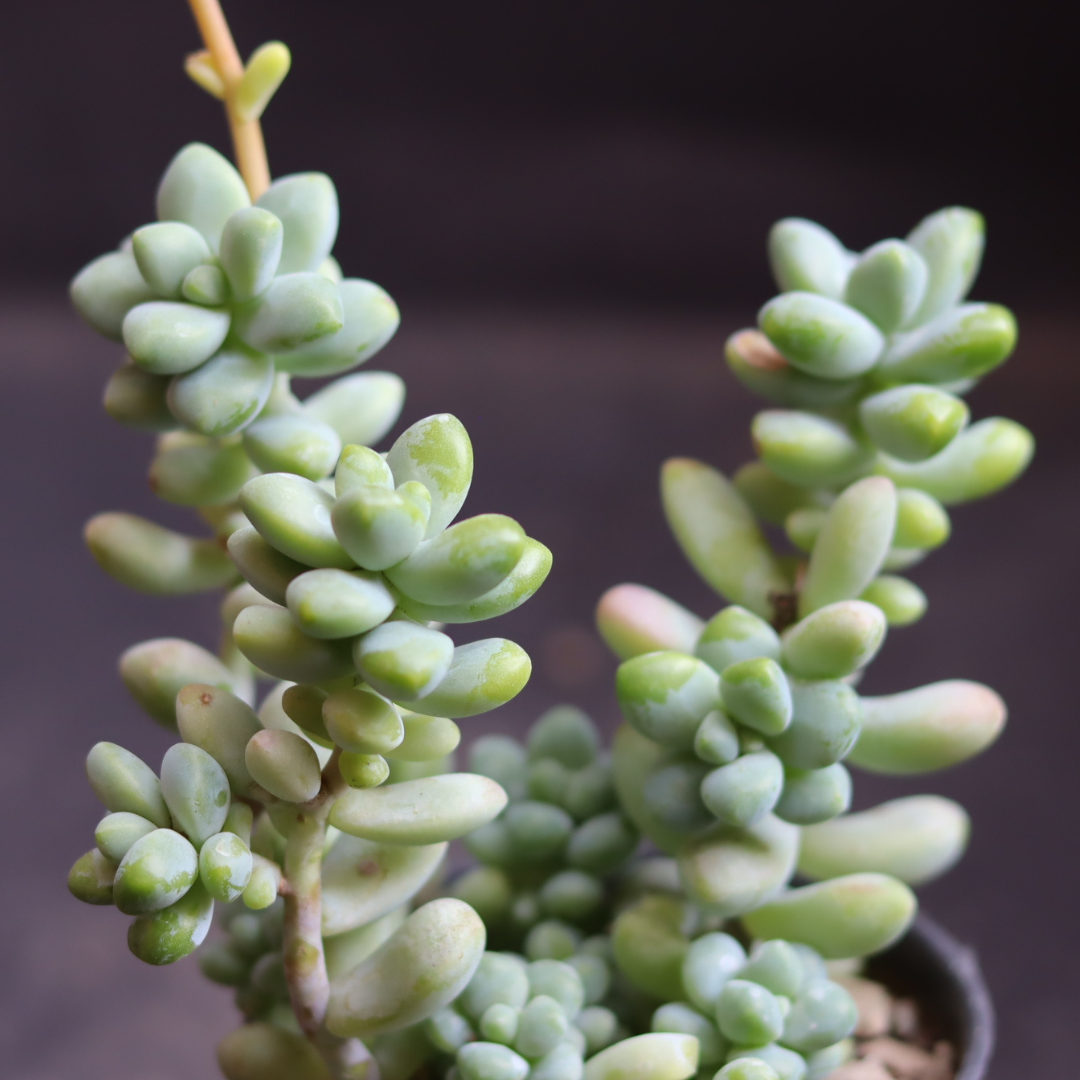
(596, 209), (1027, 1006)
(65, 3), (550, 1077)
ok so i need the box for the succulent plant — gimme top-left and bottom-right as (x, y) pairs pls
(594, 207), (1028, 980)
(64, 3), (1026, 1080)
(67, 3), (549, 1077)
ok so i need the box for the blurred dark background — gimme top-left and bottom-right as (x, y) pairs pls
(0, 2), (1077, 1078)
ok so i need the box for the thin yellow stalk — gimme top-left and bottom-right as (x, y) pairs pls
(186, 0), (270, 199)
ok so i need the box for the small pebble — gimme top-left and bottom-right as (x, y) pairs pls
(890, 997), (920, 1041)
(836, 975), (893, 1038)
(860, 1036), (942, 1079)
(829, 1061), (893, 1080)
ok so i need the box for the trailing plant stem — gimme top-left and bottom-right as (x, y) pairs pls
(186, 0), (271, 198)
(279, 758), (369, 1079)
(282, 805), (331, 1039)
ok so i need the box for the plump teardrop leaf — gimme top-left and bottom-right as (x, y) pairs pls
(386, 414), (474, 538)
(217, 1022), (330, 1080)
(700, 751), (785, 827)
(332, 484), (428, 570)
(219, 205), (283, 302)
(617, 651), (720, 749)
(86, 742), (171, 826)
(596, 584), (703, 661)
(752, 411), (872, 490)
(245, 729), (323, 803)
(798, 795), (969, 885)
(241, 472), (355, 568)
(843, 239), (928, 334)
(128, 878), (214, 966)
(149, 436), (256, 506)
(113, 828), (198, 914)
(741, 873), (917, 959)
(677, 814), (800, 915)
(156, 142), (251, 249)
(353, 622), (455, 701)
(132, 221), (212, 300)
(123, 301), (232, 375)
(799, 478), (897, 617)
(274, 279), (400, 376)
(905, 207), (984, 325)
(120, 638), (243, 728)
(696, 605), (782, 675)
(96, 812), (158, 863)
(331, 773), (508, 845)
(327, 899), (486, 1037)
(69, 848), (119, 905)
(726, 329), (863, 409)
(233, 272), (343, 353)
(103, 362), (177, 430)
(879, 302), (1017, 383)
(385, 514), (526, 606)
(759, 292), (884, 380)
(160, 743), (231, 846)
(243, 414), (342, 480)
(766, 679), (863, 771)
(405, 639), (532, 719)
(847, 680), (1006, 774)
(71, 249), (156, 340)
(285, 567), (395, 641)
(168, 347), (275, 437)
(584, 1033), (699, 1080)
(256, 173), (339, 273)
(86, 513), (236, 595)
(227, 525), (307, 605)
(200, 831), (254, 902)
(782, 601), (887, 679)
(720, 658), (792, 735)
(875, 417), (1034, 504)
(773, 763), (852, 826)
(859, 384), (969, 463)
(661, 458), (787, 619)
(394, 537), (553, 625)
(859, 575), (927, 626)
(321, 834), (447, 936)
(303, 371), (406, 447)
(768, 218), (852, 299)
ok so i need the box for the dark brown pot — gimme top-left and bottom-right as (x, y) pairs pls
(866, 914), (994, 1080)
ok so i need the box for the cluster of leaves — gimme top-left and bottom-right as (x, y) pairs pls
(593, 208), (1026, 971)
(362, 708), (865, 1080)
(66, 142), (550, 1072)
(64, 22), (1028, 1075)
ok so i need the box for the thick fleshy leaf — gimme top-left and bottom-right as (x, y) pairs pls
(847, 680), (1006, 774)
(741, 874), (917, 959)
(303, 371), (406, 447)
(596, 583), (703, 661)
(798, 796), (969, 885)
(120, 638), (242, 729)
(85, 513), (236, 594)
(168, 347), (275, 437)
(386, 414), (473, 538)
(327, 899), (486, 1037)
(404, 639), (532, 719)
(330, 773), (508, 845)
(799, 478), (897, 617)
(274, 279), (400, 376)
(661, 458), (787, 619)
(156, 142), (251, 249)
(321, 835), (447, 936)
